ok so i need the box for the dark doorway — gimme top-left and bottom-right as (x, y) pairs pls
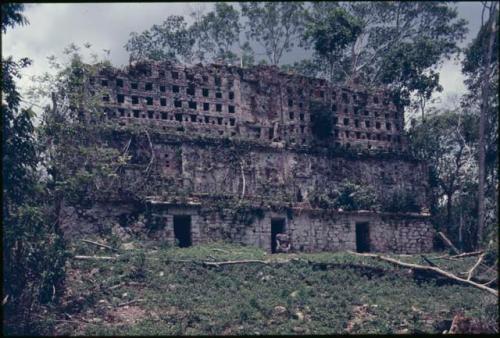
(173, 215), (192, 248)
(355, 222), (370, 253)
(271, 218), (285, 253)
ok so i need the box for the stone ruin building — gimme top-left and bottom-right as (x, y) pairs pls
(62, 60), (435, 254)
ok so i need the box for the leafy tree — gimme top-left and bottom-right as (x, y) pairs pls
(191, 3), (241, 64)
(301, 1), (467, 109)
(407, 111), (478, 248)
(280, 59), (321, 77)
(1, 3), (29, 33)
(240, 41), (255, 67)
(29, 44), (178, 226)
(381, 186), (420, 213)
(303, 7), (362, 83)
(462, 2), (498, 247)
(126, 5), (242, 65)
(240, 2), (305, 65)
(125, 15), (195, 63)
(333, 181), (379, 211)
(2, 6), (67, 335)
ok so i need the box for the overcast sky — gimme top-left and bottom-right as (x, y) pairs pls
(2, 2), (485, 112)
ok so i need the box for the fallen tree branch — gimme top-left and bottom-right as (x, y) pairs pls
(429, 254), (457, 260)
(203, 259), (269, 267)
(109, 282), (125, 290)
(467, 252), (486, 281)
(421, 255), (438, 267)
(347, 251), (498, 296)
(211, 248), (230, 254)
(81, 239), (119, 252)
(74, 255), (117, 261)
(144, 130), (155, 174)
(118, 299), (145, 307)
(450, 250), (484, 259)
(482, 277), (497, 287)
(438, 232), (460, 255)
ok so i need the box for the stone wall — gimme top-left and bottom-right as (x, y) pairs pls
(145, 203), (434, 254)
(95, 61), (405, 151)
(103, 136), (429, 211)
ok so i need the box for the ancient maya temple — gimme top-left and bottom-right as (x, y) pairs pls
(61, 61), (434, 254)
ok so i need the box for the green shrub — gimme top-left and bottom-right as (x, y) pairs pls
(310, 101), (334, 140)
(382, 188), (420, 213)
(333, 181), (380, 211)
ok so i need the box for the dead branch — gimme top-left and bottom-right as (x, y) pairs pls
(438, 232), (460, 255)
(429, 253), (457, 260)
(467, 253), (486, 281)
(117, 298), (145, 307)
(211, 248), (230, 254)
(144, 130), (155, 174)
(74, 255), (117, 261)
(482, 260), (497, 275)
(239, 160), (246, 201)
(81, 239), (118, 252)
(421, 255), (438, 267)
(109, 282), (125, 290)
(2, 294), (9, 305)
(121, 138), (132, 156)
(347, 251), (498, 296)
(203, 259), (269, 267)
(114, 138), (132, 175)
(482, 277), (497, 287)
(450, 251), (484, 259)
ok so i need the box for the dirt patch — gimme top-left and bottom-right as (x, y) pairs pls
(346, 304), (375, 333)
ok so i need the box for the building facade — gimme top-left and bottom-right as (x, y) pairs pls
(62, 61), (434, 254)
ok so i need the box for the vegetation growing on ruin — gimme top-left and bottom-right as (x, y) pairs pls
(310, 101), (334, 141)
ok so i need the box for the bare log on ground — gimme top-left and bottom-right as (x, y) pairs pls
(81, 239), (119, 252)
(347, 251), (498, 296)
(467, 253), (486, 281)
(438, 232), (460, 255)
(421, 255), (438, 267)
(109, 283), (125, 290)
(203, 259), (269, 267)
(211, 248), (230, 254)
(482, 277), (497, 287)
(117, 299), (145, 307)
(450, 251), (484, 259)
(74, 255), (117, 261)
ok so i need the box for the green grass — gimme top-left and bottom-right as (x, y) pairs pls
(48, 241), (497, 335)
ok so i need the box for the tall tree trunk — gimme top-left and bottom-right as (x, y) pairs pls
(477, 2), (498, 248)
(446, 192), (453, 233)
(459, 210), (463, 251)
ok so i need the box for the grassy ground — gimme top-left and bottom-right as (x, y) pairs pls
(43, 241), (497, 335)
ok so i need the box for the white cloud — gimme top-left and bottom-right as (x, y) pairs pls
(2, 3), (213, 111)
(1, 2), (485, 114)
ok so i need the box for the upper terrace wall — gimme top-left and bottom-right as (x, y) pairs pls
(93, 61), (406, 152)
